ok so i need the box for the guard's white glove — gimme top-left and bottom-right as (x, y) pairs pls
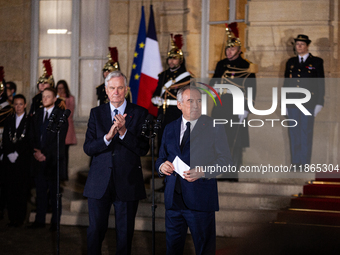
(314, 105), (323, 117)
(0, 154), (3, 161)
(151, 96), (164, 107)
(7, 151), (18, 163)
(238, 111), (249, 122)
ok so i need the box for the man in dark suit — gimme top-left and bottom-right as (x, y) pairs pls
(283, 34), (325, 165)
(155, 85), (233, 255)
(83, 71), (149, 255)
(28, 87), (68, 231)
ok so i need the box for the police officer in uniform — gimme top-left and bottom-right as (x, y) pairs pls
(29, 59), (65, 116)
(151, 34), (192, 134)
(211, 23), (257, 180)
(96, 47), (131, 106)
(284, 34), (325, 166)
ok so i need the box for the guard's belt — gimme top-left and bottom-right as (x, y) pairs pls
(161, 71), (191, 97)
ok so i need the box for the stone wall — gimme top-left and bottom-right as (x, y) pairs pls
(0, 0), (31, 97)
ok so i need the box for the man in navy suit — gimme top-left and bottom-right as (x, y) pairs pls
(83, 71), (149, 255)
(28, 87), (68, 231)
(155, 85), (233, 255)
(284, 34), (325, 166)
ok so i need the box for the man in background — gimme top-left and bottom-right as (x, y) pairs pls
(28, 87), (68, 231)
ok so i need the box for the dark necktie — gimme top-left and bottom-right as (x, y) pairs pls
(175, 122), (191, 194)
(300, 57), (304, 65)
(44, 112), (49, 123)
(113, 109), (118, 123)
(180, 122), (191, 152)
(41, 111), (49, 145)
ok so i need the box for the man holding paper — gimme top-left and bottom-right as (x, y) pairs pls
(155, 85), (233, 255)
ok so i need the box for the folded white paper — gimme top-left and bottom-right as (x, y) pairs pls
(172, 156), (190, 179)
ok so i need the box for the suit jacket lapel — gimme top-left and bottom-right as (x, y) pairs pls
(295, 56), (300, 65)
(10, 115), (16, 133)
(305, 53), (313, 66)
(37, 109), (44, 137)
(124, 102), (134, 129)
(45, 108), (58, 143)
(16, 113), (26, 135)
(103, 103), (112, 132)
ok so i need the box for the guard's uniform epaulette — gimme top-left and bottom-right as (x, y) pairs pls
(96, 84), (102, 89)
(244, 58), (252, 64)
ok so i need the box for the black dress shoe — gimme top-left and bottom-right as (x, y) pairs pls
(27, 222), (45, 229)
(49, 223), (57, 232)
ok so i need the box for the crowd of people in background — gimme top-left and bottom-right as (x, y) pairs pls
(0, 63), (77, 231)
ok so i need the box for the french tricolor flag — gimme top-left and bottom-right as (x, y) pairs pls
(137, 5), (162, 116)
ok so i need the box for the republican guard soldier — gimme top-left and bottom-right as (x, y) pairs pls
(211, 23), (257, 180)
(29, 59), (65, 116)
(151, 34), (192, 134)
(96, 47), (131, 106)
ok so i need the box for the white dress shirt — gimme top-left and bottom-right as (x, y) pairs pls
(180, 116), (198, 144)
(15, 113), (25, 129)
(299, 53), (309, 63)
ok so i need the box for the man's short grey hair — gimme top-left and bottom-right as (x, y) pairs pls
(177, 85), (201, 103)
(105, 71), (127, 87)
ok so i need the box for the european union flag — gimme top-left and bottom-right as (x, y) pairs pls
(129, 6), (146, 104)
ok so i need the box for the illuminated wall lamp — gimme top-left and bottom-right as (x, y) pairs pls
(47, 29), (71, 34)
